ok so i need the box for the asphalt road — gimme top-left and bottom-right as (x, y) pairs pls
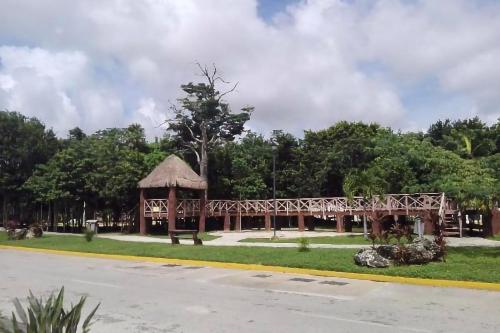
(1, 249), (499, 333)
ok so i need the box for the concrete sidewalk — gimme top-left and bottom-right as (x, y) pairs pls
(93, 230), (500, 248)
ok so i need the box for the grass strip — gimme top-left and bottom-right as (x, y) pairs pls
(1, 232), (499, 283)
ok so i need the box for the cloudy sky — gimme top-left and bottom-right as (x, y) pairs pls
(0, 0), (499, 139)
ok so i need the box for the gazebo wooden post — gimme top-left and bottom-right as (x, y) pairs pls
(139, 189), (146, 235)
(423, 211), (436, 235)
(264, 213), (271, 231)
(336, 214), (344, 233)
(168, 187), (177, 232)
(297, 213), (305, 232)
(199, 191), (206, 233)
(224, 214), (231, 231)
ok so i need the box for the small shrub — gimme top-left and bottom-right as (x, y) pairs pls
(433, 220), (447, 262)
(368, 232), (378, 249)
(85, 229), (95, 242)
(298, 237), (310, 252)
(2, 287), (99, 333)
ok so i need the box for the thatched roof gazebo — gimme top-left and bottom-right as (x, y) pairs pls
(138, 155), (207, 235)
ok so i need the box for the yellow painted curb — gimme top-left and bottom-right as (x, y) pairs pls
(1, 244), (499, 292)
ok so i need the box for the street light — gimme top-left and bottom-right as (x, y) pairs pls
(271, 142), (277, 239)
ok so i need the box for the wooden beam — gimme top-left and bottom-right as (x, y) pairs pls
(491, 208), (500, 236)
(139, 189), (146, 235)
(168, 187), (176, 232)
(224, 214), (231, 231)
(336, 214), (344, 233)
(422, 211), (436, 235)
(298, 213), (305, 232)
(264, 213), (271, 231)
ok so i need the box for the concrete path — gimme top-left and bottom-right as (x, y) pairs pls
(94, 230), (500, 248)
(1, 249), (499, 332)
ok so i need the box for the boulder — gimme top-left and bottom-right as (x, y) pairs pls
(354, 248), (391, 268)
(408, 238), (443, 262)
(376, 244), (400, 260)
(26, 224), (43, 239)
(404, 239), (434, 264)
(7, 228), (28, 240)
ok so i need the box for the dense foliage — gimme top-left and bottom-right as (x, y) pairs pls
(0, 108), (498, 229)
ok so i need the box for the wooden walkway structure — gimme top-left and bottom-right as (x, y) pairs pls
(143, 192), (460, 236)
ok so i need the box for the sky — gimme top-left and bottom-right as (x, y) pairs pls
(0, 0), (499, 139)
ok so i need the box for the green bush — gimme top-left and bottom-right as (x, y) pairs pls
(84, 229), (95, 242)
(1, 287), (99, 333)
(298, 237), (310, 252)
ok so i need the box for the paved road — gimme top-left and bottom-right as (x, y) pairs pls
(1, 249), (499, 333)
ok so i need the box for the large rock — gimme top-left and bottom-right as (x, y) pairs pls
(407, 238), (443, 263)
(404, 240), (434, 264)
(26, 224), (43, 239)
(354, 248), (391, 268)
(7, 228), (28, 240)
(376, 244), (400, 260)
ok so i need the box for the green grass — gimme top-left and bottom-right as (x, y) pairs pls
(1, 232), (499, 283)
(488, 236), (500, 241)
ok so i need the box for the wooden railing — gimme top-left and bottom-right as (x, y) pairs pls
(144, 199), (168, 217)
(144, 193), (450, 218)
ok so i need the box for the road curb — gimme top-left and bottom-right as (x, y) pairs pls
(1, 244), (499, 292)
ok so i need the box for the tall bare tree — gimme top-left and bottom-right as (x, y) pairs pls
(168, 64), (253, 186)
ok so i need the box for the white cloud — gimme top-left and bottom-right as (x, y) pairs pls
(0, 0), (499, 139)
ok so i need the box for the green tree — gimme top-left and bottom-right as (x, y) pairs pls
(168, 64), (252, 187)
(427, 117), (496, 158)
(221, 133), (272, 199)
(298, 122), (382, 197)
(0, 111), (58, 225)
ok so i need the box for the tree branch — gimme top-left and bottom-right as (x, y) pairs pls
(218, 82), (239, 101)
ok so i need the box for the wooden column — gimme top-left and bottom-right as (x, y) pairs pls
(423, 212), (436, 235)
(264, 213), (271, 231)
(370, 213), (383, 236)
(491, 208), (500, 236)
(224, 214), (231, 231)
(298, 213), (305, 232)
(236, 215), (242, 232)
(168, 187), (176, 232)
(139, 189), (146, 235)
(336, 214), (344, 233)
(198, 191), (206, 233)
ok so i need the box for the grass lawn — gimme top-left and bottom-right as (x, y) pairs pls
(489, 236), (500, 241)
(1, 232), (499, 283)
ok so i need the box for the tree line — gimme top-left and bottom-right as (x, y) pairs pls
(0, 68), (498, 230)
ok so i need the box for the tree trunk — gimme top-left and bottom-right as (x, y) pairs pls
(2, 194), (7, 227)
(200, 125), (208, 182)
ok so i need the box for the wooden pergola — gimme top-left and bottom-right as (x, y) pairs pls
(137, 155), (207, 235)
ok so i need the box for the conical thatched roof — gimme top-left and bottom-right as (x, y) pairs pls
(138, 155), (207, 190)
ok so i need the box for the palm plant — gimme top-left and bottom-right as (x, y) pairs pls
(1, 287), (99, 333)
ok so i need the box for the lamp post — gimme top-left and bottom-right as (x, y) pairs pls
(271, 143), (277, 239)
